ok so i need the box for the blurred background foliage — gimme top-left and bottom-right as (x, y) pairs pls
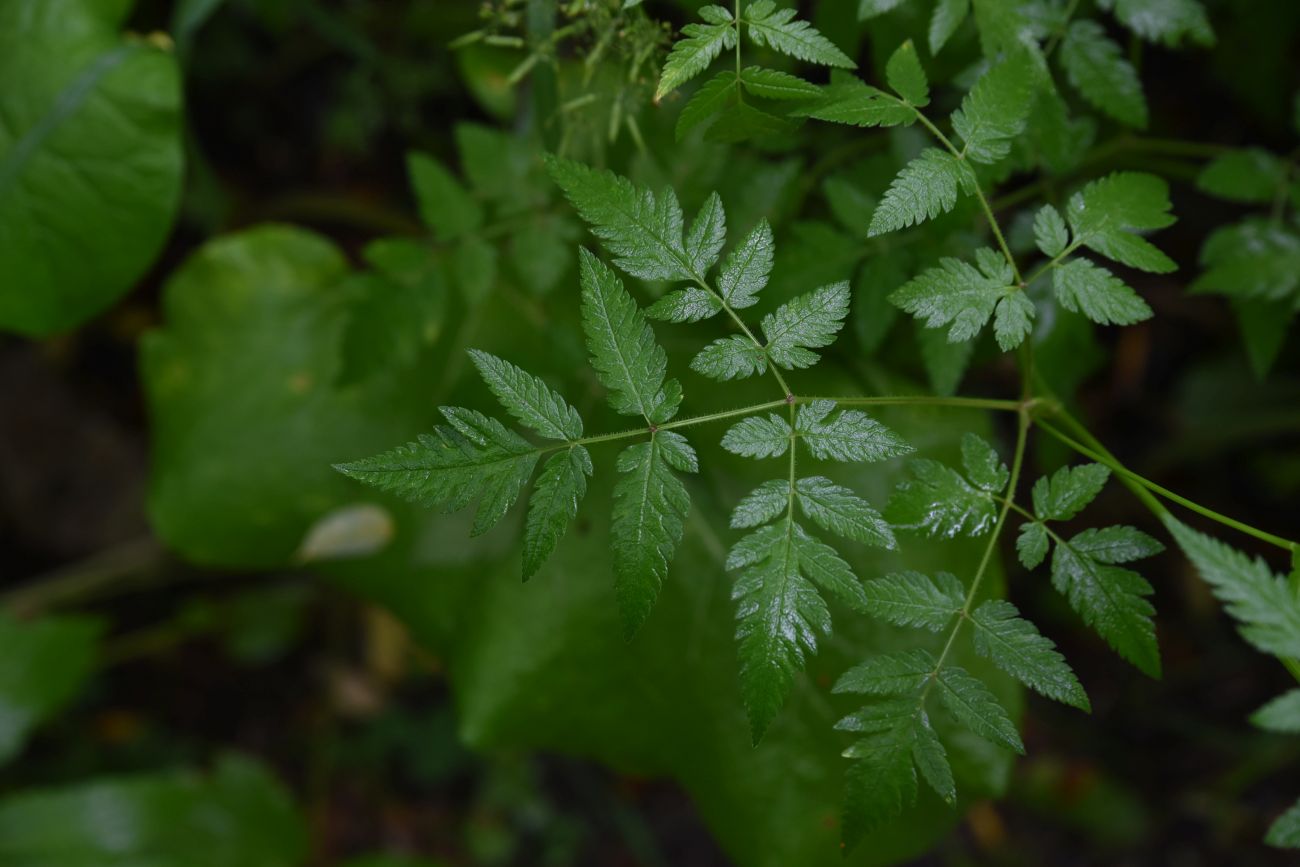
(1, 0), (1299, 864)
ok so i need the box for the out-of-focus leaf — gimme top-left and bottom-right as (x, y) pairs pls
(0, 613), (100, 766)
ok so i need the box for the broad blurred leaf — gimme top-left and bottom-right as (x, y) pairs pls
(0, 0), (183, 335)
(0, 613), (100, 765)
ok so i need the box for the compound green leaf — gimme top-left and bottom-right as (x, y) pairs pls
(1031, 463), (1111, 521)
(1101, 0), (1214, 47)
(833, 648), (938, 696)
(1033, 204), (1070, 257)
(885, 459), (997, 537)
(1197, 149), (1286, 204)
(951, 52), (1035, 164)
(547, 158), (696, 282)
(676, 71), (740, 141)
(744, 4), (856, 68)
(971, 600), (1089, 710)
(612, 432), (697, 636)
(929, 0), (970, 53)
(935, 665), (1024, 753)
(739, 66), (822, 100)
(795, 476), (896, 548)
(1060, 21), (1148, 128)
(468, 350), (583, 441)
(0, 614), (100, 766)
(409, 152), (481, 240)
(794, 76), (916, 128)
(1193, 220), (1300, 307)
(861, 571), (964, 631)
(1051, 537), (1160, 676)
(718, 219), (775, 309)
(890, 255), (1017, 344)
(885, 40), (930, 106)
(1016, 521), (1050, 570)
(1267, 799), (1300, 848)
(732, 479), (791, 528)
(722, 413), (793, 458)
(691, 335), (768, 380)
(0, 0), (183, 335)
(579, 249), (682, 423)
(1068, 525), (1164, 564)
(686, 192), (727, 276)
(647, 287), (723, 323)
(840, 721), (919, 849)
(869, 149), (971, 236)
(523, 446), (593, 580)
(657, 17), (737, 99)
(1053, 258), (1153, 326)
(961, 433), (1009, 493)
(795, 400), (913, 463)
(1252, 689), (1300, 734)
(761, 282), (851, 369)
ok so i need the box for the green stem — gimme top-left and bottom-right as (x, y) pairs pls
(1034, 416), (1298, 554)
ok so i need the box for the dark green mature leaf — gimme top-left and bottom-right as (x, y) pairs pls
(0, 0), (183, 336)
(1069, 526), (1164, 563)
(730, 521), (832, 741)
(1031, 463), (1110, 521)
(796, 400), (913, 463)
(862, 571), (964, 630)
(691, 335), (769, 380)
(1060, 21), (1147, 128)
(744, 3), (856, 68)
(951, 52), (1035, 164)
(890, 254), (1021, 346)
(930, 0), (970, 53)
(523, 447), (592, 580)
(739, 66), (822, 100)
(885, 40), (930, 106)
(761, 282), (851, 368)
(1165, 517), (1300, 659)
(1017, 522), (1050, 569)
(676, 71), (740, 140)
(834, 648), (938, 695)
(579, 249), (682, 423)
(722, 413), (793, 458)
(718, 219), (775, 308)
(935, 665), (1025, 752)
(686, 192), (727, 275)
(869, 149), (972, 236)
(647, 287), (723, 323)
(1053, 259), (1153, 325)
(1033, 204), (1070, 257)
(547, 157), (696, 282)
(469, 350), (583, 441)
(732, 479), (791, 528)
(409, 152), (481, 239)
(1051, 537), (1160, 676)
(1193, 220), (1300, 307)
(1100, 0), (1214, 47)
(885, 459), (997, 537)
(917, 322), (975, 396)
(0, 614), (100, 766)
(794, 76), (916, 128)
(795, 477), (896, 548)
(1065, 171), (1177, 274)
(1267, 799), (1300, 848)
(971, 600), (1089, 709)
(961, 433), (1009, 493)
(0, 754), (306, 867)
(840, 720), (919, 848)
(1252, 689), (1300, 733)
(657, 14), (737, 100)
(613, 432), (697, 636)
(1197, 150), (1287, 204)
(336, 407), (538, 537)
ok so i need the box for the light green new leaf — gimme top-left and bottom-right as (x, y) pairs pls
(935, 665), (1025, 753)
(744, 4), (856, 68)
(833, 648), (938, 695)
(1054, 259), (1153, 326)
(951, 53), (1035, 164)
(1051, 538), (1160, 676)
(971, 600), (1089, 710)
(721, 413), (793, 458)
(930, 0), (970, 53)
(861, 571), (964, 631)
(961, 433), (1009, 493)
(691, 335), (768, 380)
(885, 459), (997, 537)
(885, 40), (930, 106)
(579, 249), (682, 424)
(795, 476), (896, 548)
(547, 157), (696, 282)
(890, 254), (1017, 345)
(1267, 799), (1300, 848)
(1033, 204), (1070, 257)
(0, 0), (183, 335)
(647, 287), (723, 323)
(336, 407), (538, 537)
(468, 350), (583, 441)
(1252, 689), (1300, 734)
(657, 17), (737, 99)
(612, 432), (697, 636)
(1165, 517), (1300, 659)
(686, 192), (727, 276)
(1031, 463), (1110, 521)
(731, 479), (790, 528)
(1060, 21), (1148, 128)
(796, 400), (913, 463)
(869, 148), (972, 236)
(0, 614), (101, 766)
(761, 282), (851, 368)
(1017, 521), (1050, 570)
(523, 446), (593, 580)
(409, 152), (481, 240)
(739, 66), (822, 100)
(1197, 149), (1287, 204)
(718, 219), (775, 309)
